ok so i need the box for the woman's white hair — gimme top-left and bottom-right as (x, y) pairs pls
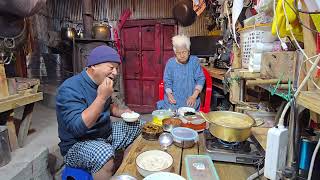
(172, 34), (191, 52)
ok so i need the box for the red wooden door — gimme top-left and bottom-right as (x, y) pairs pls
(122, 20), (176, 113)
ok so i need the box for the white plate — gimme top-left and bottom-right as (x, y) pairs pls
(143, 172), (186, 180)
(121, 112), (140, 122)
(178, 107), (195, 116)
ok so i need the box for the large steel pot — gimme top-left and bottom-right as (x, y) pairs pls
(203, 111), (254, 142)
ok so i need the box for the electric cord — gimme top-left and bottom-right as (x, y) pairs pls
(307, 139), (320, 180)
(247, 167), (264, 180)
(298, 54), (320, 90)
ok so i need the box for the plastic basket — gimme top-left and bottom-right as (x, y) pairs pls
(239, 24), (276, 68)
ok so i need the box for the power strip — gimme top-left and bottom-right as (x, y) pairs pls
(264, 126), (289, 180)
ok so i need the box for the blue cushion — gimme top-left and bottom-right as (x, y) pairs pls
(61, 166), (93, 180)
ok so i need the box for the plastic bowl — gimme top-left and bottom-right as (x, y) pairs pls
(121, 112), (140, 122)
(136, 150), (173, 177)
(171, 127), (198, 148)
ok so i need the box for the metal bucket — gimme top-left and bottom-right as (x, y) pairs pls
(0, 126), (11, 167)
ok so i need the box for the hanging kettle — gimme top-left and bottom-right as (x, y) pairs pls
(173, 0), (197, 27)
(92, 20), (111, 40)
(60, 18), (76, 40)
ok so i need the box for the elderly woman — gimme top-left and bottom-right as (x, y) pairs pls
(157, 35), (205, 110)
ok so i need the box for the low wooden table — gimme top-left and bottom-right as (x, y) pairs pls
(115, 127), (268, 180)
(0, 78), (43, 151)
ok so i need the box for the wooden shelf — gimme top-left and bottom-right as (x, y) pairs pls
(233, 69), (260, 79)
(202, 65), (227, 80)
(297, 91), (320, 114)
(213, 81), (224, 90)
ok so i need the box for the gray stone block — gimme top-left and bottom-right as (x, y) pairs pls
(11, 162), (33, 180)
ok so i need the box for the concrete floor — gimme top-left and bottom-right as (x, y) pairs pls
(0, 103), (59, 180)
(0, 102), (152, 180)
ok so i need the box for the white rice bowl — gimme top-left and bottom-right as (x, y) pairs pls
(136, 150), (173, 177)
(121, 112), (140, 122)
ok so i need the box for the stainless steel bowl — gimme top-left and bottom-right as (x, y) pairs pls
(173, 139), (196, 148)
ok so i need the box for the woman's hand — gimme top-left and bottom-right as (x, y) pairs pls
(167, 93), (177, 104)
(186, 96), (196, 107)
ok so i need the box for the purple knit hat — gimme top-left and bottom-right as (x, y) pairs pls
(86, 45), (121, 67)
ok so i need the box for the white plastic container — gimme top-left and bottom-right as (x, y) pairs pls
(184, 155), (220, 180)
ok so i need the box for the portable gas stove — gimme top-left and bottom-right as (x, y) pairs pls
(204, 130), (265, 165)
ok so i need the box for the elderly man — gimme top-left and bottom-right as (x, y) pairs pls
(157, 34), (205, 110)
(56, 45), (141, 180)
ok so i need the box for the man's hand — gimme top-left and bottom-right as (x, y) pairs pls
(167, 93), (176, 104)
(111, 104), (132, 117)
(97, 77), (113, 101)
(119, 108), (132, 115)
(186, 96), (196, 107)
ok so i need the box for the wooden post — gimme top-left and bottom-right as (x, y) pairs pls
(300, 7), (320, 122)
(229, 71), (241, 104)
(0, 64), (9, 98)
(17, 103), (35, 147)
(232, 44), (241, 69)
(5, 110), (19, 151)
(14, 50), (27, 78)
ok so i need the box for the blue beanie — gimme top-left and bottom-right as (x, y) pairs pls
(87, 45), (121, 67)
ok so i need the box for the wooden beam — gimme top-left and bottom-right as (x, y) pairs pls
(233, 69), (260, 79)
(229, 71), (241, 104)
(14, 50), (27, 78)
(232, 44), (241, 69)
(5, 110), (19, 151)
(297, 91), (320, 115)
(0, 92), (43, 113)
(300, 3), (320, 122)
(246, 79), (288, 86)
(0, 64), (9, 98)
(17, 103), (34, 147)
